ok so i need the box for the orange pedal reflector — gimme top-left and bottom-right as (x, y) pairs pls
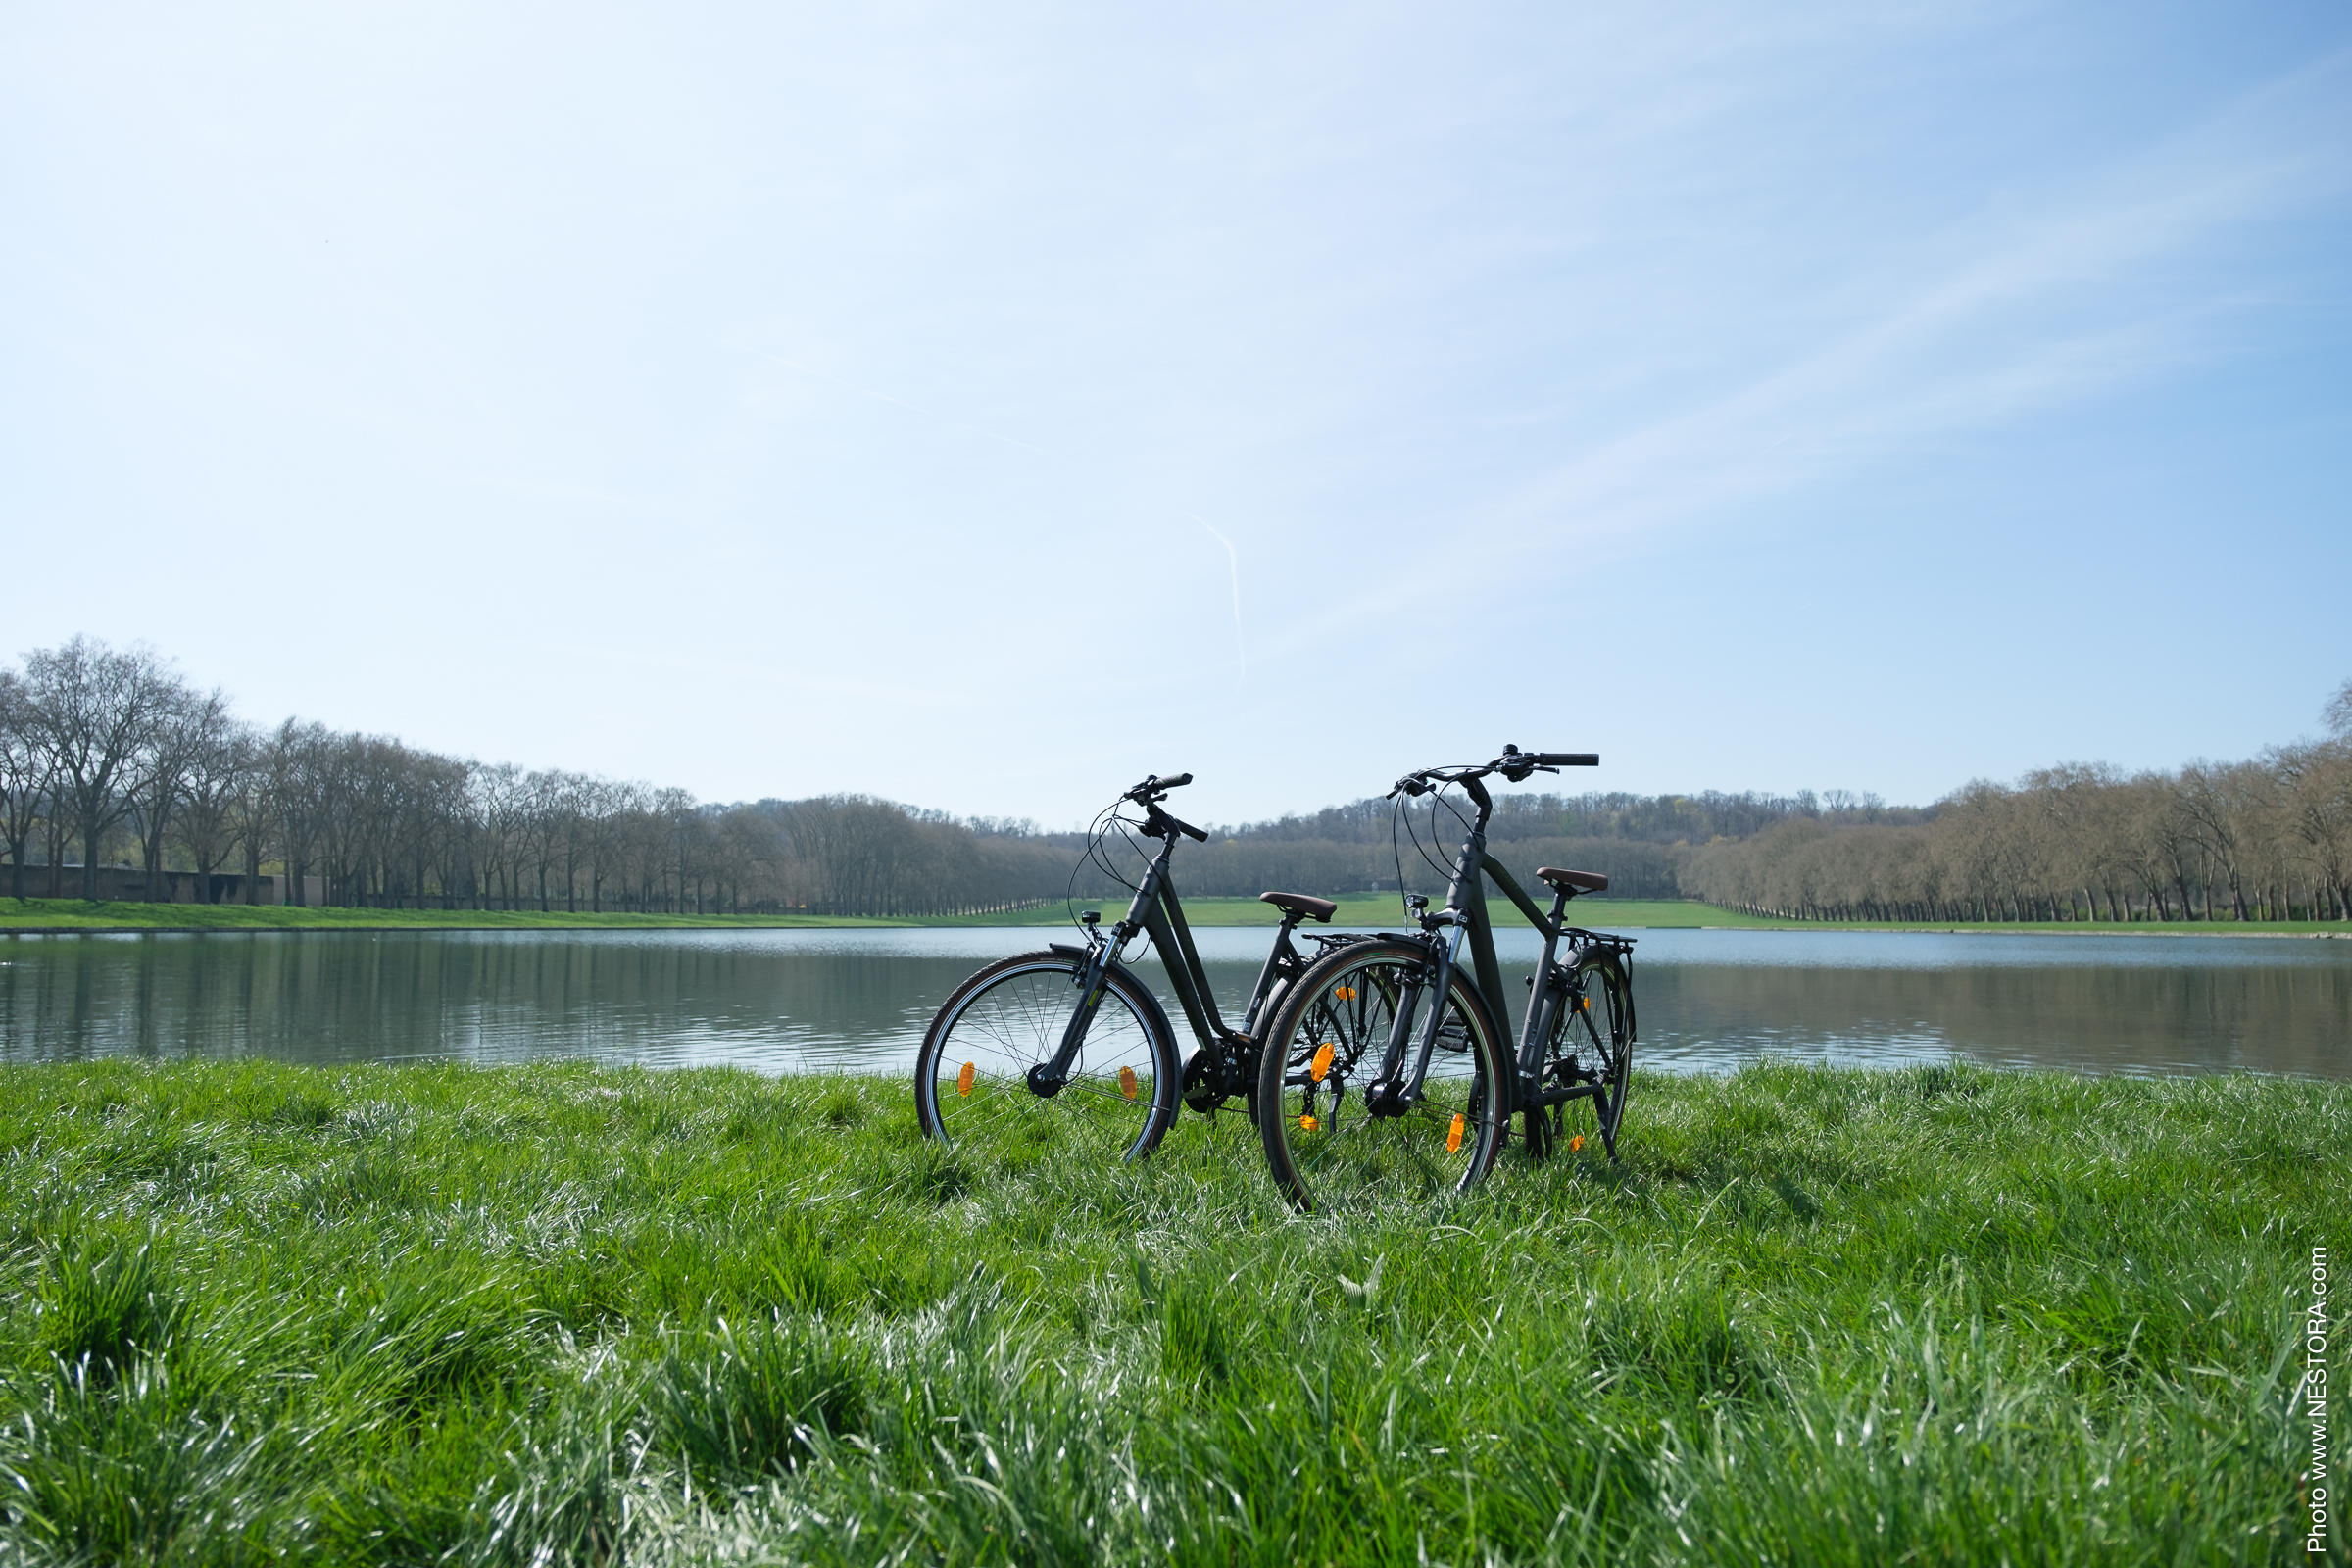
(956, 1061), (976, 1097)
(1582, 994), (1592, 1011)
(1309, 1042), (1335, 1082)
(1570, 1134), (1585, 1153)
(1117, 1065), (1139, 1100)
(1446, 1112), (1465, 1152)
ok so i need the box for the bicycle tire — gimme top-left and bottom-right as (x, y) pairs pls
(914, 951), (1179, 1163)
(1254, 937), (1509, 1212)
(1524, 947), (1633, 1161)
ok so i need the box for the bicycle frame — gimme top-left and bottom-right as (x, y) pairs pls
(1031, 815), (1322, 1097)
(1375, 771), (1628, 1120)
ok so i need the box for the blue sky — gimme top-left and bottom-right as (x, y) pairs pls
(5, 2), (2347, 827)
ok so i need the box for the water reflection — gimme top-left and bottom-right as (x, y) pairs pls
(0, 926), (2344, 1080)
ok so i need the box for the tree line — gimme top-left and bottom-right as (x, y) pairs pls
(1682, 735), (2352, 924)
(5, 636), (2345, 922)
(0, 637), (1069, 916)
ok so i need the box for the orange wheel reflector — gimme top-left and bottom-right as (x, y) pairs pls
(1309, 1042), (1335, 1082)
(1446, 1112), (1465, 1153)
(1299, 1114), (1319, 1132)
(1117, 1065), (1139, 1100)
(1570, 1134), (1585, 1153)
(1582, 994), (1592, 1011)
(1334, 985), (1356, 1002)
(956, 1061), (976, 1097)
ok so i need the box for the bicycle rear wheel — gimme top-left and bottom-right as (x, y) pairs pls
(1525, 947), (1633, 1160)
(1255, 938), (1508, 1212)
(915, 952), (1179, 1163)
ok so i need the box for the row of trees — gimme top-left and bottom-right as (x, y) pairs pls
(6, 637), (2346, 922)
(0, 638), (1070, 916)
(1683, 740), (2352, 923)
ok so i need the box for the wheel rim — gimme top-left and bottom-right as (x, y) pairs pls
(1267, 952), (1498, 1207)
(925, 962), (1165, 1163)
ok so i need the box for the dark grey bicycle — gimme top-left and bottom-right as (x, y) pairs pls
(1253, 746), (1636, 1211)
(913, 773), (1362, 1163)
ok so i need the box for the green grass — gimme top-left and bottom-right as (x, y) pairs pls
(9, 892), (2341, 935)
(1160, 895), (1791, 929)
(0, 1059), (2336, 1565)
(0, 898), (979, 934)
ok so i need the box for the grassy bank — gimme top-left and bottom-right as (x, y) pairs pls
(7, 892), (2343, 936)
(0, 1060), (2335, 1564)
(0, 899), (958, 934)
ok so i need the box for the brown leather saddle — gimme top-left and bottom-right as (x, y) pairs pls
(1535, 867), (1608, 896)
(1258, 891), (1337, 923)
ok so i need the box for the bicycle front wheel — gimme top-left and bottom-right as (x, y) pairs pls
(1255, 938), (1508, 1212)
(915, 952), (1179, 1163)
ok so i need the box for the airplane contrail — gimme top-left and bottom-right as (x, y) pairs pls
(1188, 512), (1247, 679)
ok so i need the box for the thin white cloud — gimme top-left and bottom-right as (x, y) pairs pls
(1486, 50), (2352, 552)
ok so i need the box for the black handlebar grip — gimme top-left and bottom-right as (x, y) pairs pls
(1157, 772), (1194, 790)
(1167, 813), (1209, 842)
(1537, 753), (1599, 766)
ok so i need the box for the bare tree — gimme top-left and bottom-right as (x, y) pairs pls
(0, 670), (57, 901)
(265, 719), (331, 907)
(2277, 740), (2352, 920)
(126, 685), (232, 889)
(172, 718), (256, 903)
(23, 637), (186, 900)
(2324, 678), (2352, 741)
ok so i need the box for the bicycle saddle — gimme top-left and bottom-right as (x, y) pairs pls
(1258, 891), (1338, 922)
(1535, 867), (1609, 895)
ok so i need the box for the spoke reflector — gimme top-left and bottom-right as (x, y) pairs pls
(1310, 1042), (1335, 1082)
(1334, 985), (1357, 1002)
(1446, 1112), (1465, 1153)
(1118, 1065), (1139, 1100)
(956, 1061), (976, 1097)
(1298, 1114), (1319, 1132)
(1570, 1134), (1585, 1152)
(1582, 994), (1592, 1011)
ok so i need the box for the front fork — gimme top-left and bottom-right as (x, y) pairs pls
(1029, 857), (1163, 1097)
(1365, 918), (1466, 1115)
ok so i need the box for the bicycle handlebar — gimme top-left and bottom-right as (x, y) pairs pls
(1161, 811), (1209, 843)
(1124, 772), (1192, 802)
(1389, 746), (1599, 797)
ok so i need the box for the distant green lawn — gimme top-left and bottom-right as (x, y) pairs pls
(0, 898), (913, 933)
(0, 1058), (2332, 1565)
(4, 893), (2339, 936)
(1039, 894), (2345, 935)
(1155, 894), (1785, 929)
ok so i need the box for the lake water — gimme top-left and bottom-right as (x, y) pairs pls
(1, 926), (2346, 1080)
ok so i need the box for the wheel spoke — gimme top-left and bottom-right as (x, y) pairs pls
(1259, 941), (1504, 1211)
(919, 957), (1169, 1161)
